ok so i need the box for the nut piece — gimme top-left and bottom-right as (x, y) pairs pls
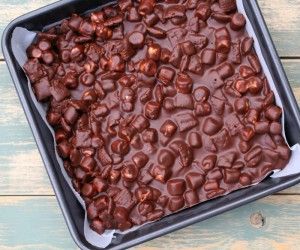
(201, 49), (216, 65)
(219, 0), (237, 13)
(230, 13), (246, 31)
(203, 117), (223, 136)
(132, 152), (149, 168)
(122, 164), (139, 181)
(147, 43), (161, 61)
(265, 105), (282, 121)
(186, 172), (204, 189)
(195, 3), (211, 21)
(139, 0), (155, 15)
(167, 179), (186, 196)
(175, 73), (193, 94)
(160, 120), (177, 137)
(111, 139), (130, 155)
(188, 132), (202, 148)
(157, 67), (175, 85)
(144, 101), (161, 120)
(181, 41), (196, 56)
(241, 37), (254, 55)
(234, 97), (249, 114)
(142, 128), (158, 143)
(158, 149), (175, 168)
(128, 31), (145, 48)
(139, 59), (157, 76)
(193, 86), (210, 102)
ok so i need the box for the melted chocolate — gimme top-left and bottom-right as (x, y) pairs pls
(24, 0), (291, 234)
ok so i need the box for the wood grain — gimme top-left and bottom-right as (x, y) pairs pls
(1, 60), (299, 195)
(258, 0), (300, 57)
(0, 195), (300, 250)
(0, 62), (51, 195)
(0, 0), (300, 58)
(0, 1), (299, 249)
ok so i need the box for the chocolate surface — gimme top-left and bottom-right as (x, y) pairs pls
(24, 0), (291, 234)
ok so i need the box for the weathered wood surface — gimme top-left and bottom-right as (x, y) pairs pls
(0, 0), (299, 249)
(0, 0), (300, 58)
(0, 196), (300, 250)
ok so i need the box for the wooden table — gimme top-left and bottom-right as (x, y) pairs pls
(0, 1), (299, 249)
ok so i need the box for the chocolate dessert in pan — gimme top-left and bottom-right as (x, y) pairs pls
(23, 0), (291, 233)
(3, 0), (300, 249)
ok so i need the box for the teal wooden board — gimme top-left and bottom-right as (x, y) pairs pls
(0, 1), (299, 249)
(0, 62), (51, 195)
(0, 196), (300, 250)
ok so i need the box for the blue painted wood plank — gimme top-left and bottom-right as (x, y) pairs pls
(0, 196), (300, 249)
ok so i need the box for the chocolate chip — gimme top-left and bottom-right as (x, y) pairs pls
(186, 172), (204, 189)
(174, 112), (198, 132)
(132, 152), (149, 168)
(181, 41), (196, 56)
(160, 120), (177, 137)
(168, 196), (185, 211)
(158, 149), (175, 168)
(241, 37), (254, 55)
(139, 58), (157, 76)
(201, 49), (216, 65)
(230, 13), (246, 31)
(219, 0), (237, 13)
(188, 132), (202, 148)
(157, 66), (175, 85)
(142, 128), (158, 143)
(167, 179), (186, 195)
(128, 7), (142, 22)
(122, 164), (139, 181)
(193, 86), (210, 102)
(195, 3), (211, 21)
(128, 31), (145, 48)
(147, 43), (161, 61)
(234, 97), (249, 114)
(170, 140), (193, 167)
(151, 165), (171, 183)
(111, 139), (130, 155)
(255, 121), (270, 134)
(144, 101), (161, 119)
(216, 33), (230, 50)
(248, 54), (261, 74)
(203, 117), (223, 136)
(139, 0), (155, 15)
(240, 65), (255, 78)
(33, 77), (51, 101)
(195, 102), (212, 116)
(270, 122), (282, 135)
(175, 72), (193, 94)
(265, 105), (282, 121)
(147, 26), (166, 38)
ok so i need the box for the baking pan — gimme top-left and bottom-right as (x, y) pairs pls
(2, 0), (300, 249)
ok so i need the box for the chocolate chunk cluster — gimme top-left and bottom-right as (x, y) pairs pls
(24, 0), (291, 234)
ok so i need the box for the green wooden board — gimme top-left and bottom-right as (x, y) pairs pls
(0, 0), (299, 249)
(0, 196), (299, 250)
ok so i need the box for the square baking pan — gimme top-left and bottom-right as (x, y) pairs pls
(2, 0), (300, 249)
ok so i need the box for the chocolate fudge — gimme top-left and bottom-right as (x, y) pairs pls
(23, 0), (291, 234)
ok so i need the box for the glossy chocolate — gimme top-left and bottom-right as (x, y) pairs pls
(24, 0), (291, 234)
